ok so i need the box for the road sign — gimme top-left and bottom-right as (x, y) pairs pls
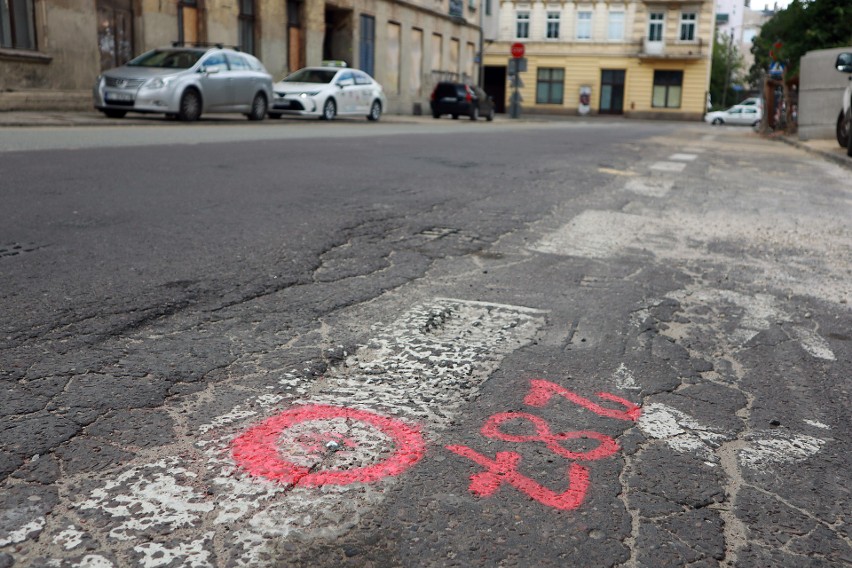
(511, 42), (525, 59)
(508, 57), (527, 74)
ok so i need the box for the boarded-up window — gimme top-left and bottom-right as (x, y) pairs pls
(411, 28), (423, 95)
(450, 38), (459, 74)
(387, 22), (401, 94)
(431, 33), (442, 72)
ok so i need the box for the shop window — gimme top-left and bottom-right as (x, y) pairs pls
(652, 70), (683, 108)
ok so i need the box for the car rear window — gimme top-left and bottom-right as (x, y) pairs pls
(435, 83), (461, 97)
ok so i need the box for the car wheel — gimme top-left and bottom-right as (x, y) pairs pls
(178, 89), (202, 122)
(712, 117), (723, 125)
(268, 112), (281, 119)
(470, 106), (479, 121)
(836, 110), (849, 148)
(486, 108), (495, 122)
(847, 109), (852, 157)
(452, 114), (459, 120)
(321, 98), (336, 121)
(248, 93), (267, 121)
(102, 109), (127, 119)
(367, 100), (382, 121)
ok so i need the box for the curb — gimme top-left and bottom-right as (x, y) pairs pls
(774, 135), (852, 171)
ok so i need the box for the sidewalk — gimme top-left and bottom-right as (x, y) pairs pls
(1, 110), (850, 168)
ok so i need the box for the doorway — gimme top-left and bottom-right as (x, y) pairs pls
(323, 6), (353, 66)
(96, 0), (134, 71)
(599, 69), (625, 114)
(287, 0), (305, 72)
(484, 65), (506, 113)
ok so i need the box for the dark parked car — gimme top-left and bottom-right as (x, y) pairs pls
(430, 82), (495, 121)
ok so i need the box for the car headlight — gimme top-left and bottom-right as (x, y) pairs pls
(300, 91), (320, 97)
(147, 77), (171, 90)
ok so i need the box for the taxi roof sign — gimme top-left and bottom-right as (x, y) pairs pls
(321, 60), (347, 67)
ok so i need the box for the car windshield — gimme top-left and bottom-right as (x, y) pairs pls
(283, 69), (337, 83)
(127, 49), (204, 69)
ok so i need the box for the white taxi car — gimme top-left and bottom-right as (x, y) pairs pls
(270, 62), (386, 121)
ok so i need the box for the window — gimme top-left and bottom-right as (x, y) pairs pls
(576, 11), (592, 40)
(680, 12), (696, 41)
(238, 0), (255, 54)
(201, 53), (229, 72)
(608, 11), (624, 40)
(652, 70), (683, 108)
(536, 67), (564, 104)
(486, 0), (492, 16)
(178, 0), (199, 45)
(516, 12), (530, 39)
(227, 53), (250, 70)
(648, 12), (664, 41)
(546, 12), (560, 39)
(360, 15), (375, 77)
(387, 22), (401, 94)
(0, 0), (35, 49)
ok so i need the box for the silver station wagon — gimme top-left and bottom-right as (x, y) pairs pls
(93, 45), (273, 122)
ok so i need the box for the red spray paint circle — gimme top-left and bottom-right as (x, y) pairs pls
(231, 404), (426, 486)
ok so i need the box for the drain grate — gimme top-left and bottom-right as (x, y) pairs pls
(0, 242), (42, 259)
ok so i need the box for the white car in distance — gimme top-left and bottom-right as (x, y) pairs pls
(270, 62), (386, 121)
(704, 104), (763, 127)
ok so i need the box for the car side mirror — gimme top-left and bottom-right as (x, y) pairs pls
(201, 66), (220, 75)
(836, 53), (852, 73)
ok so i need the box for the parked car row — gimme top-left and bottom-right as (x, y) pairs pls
(94, 44), (497, 124)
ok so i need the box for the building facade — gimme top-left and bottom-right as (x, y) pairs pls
(0, 0), (482, 113)
(482, 0), (714, 119)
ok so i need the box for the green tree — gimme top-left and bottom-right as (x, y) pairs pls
(750, 0), (852, 83)
(711, 30), (745, 110)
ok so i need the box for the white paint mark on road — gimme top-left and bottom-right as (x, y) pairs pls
(71, 556), (115, 568)
(134, 533), (215, 568)
(78, 458), (215, 543)
(803, 419), (830, 430)
(532, 211), (648, 258)
(739, 430), (826, 470)
(67, 298), (546, 567)
(53, 525), (85, 550)
(638, 403), (731, 462)
(0, 517), (45, 547)
(639, 404), (828, 472)
(665, 288), (835, 360)
(668, 153), (698, 161)
(624, 177), (674, 197)
(790, 328), (836, 361)
(613, 363), (641, 390)
(650, 161), (687, 172)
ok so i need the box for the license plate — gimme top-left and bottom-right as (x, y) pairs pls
(275, 100), (292, 109)
(105, 92), (134, 102)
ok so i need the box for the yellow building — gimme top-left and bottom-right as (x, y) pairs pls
(0, 0), (481, 113)
(482, 0), (713, 119)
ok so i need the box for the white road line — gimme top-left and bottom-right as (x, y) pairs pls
(668, 153), (698, 161)
(624, 177), (674, 197)
(650, 161), (687, 172)
(66, 298), (546, 567)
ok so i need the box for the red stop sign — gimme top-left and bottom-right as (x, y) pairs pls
(511, 43), (525, 59)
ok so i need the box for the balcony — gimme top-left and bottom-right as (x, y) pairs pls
(639, 38), (705, 60)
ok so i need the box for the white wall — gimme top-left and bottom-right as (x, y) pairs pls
(798, 46), (852, 141)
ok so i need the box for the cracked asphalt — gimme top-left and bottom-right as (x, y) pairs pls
(0, 117), (849, 567)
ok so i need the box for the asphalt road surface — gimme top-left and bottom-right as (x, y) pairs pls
(1, 117), (850, 568)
